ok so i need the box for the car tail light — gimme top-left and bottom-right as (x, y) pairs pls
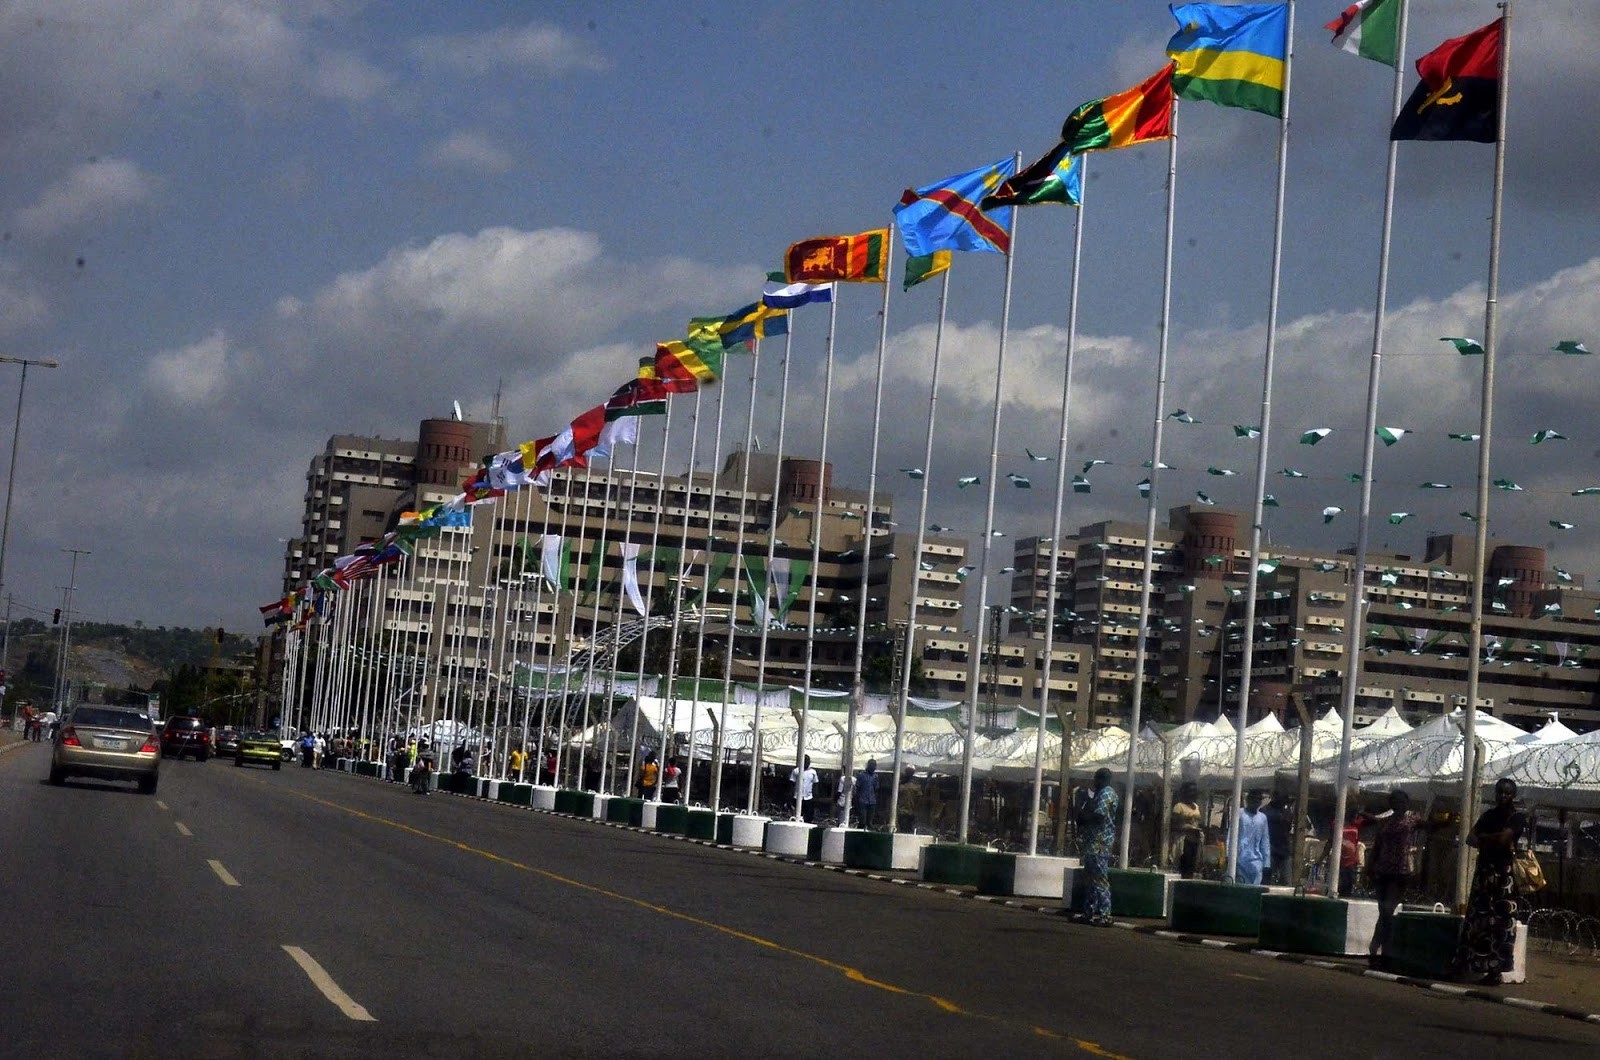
(140, 734), (160, 753)
(61, 726), (81, 747)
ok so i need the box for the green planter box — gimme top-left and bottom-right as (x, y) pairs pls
(476, 778), (492, 798)
(608, 797), (642, 823)
(685, 809), (717, 841)
(572, 791), (596, 817)
(354, 761), (378, 778)
(500, 783), (533, 806)
(1259, 895), (1368, 956)
(1066, 868), (1169, 917)
(1387, 911), (1462, 979)
(921, 843), (987, 886)
(977, 852), (1019, 895)
(1170, 880), (1268, 936)
(628, 799), (647, 827)
(715, 813), (738, 844)
(807, 825), (824, 862)
(654, 804), (690, 834)
(553, 789), (582, 814)
(844, 831), (895, 871)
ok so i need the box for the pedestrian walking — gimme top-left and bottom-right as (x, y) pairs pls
(1367, 789), (1422, 969)
(1171, 782), (1203, 879)
(509, 745), (526, 783)
(1234, 790), (1271, 885)
(1455, 777), (1529, 985)
(789, 755), (818, 822)
(638, 752), (659, 799)
(856, 759), (879, 829)
(661, 757), (681, 803)
(1076, 768), (1119, 926)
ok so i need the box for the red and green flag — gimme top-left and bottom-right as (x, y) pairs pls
(1060, 64), (1175, 154)
(1326, 0), (1401, 68)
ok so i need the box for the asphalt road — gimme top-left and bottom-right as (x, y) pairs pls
(4, 742), (1599, 1059)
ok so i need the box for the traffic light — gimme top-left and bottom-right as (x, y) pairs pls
(52, 608), (60, 625)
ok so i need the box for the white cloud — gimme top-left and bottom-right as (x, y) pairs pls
(14, 157), (154, 237)
(145, 329), (233, 405)
(412, 21), (609, 78)
(424, 130), (515, 174)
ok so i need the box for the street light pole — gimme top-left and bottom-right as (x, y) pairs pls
(0, 356), (59, 685)
(54, 547), (90, 714)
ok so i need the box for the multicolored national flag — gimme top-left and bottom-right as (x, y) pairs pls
(1391, 18), (1501, 143)
(784, 229), (889, 283)
(894, 158), (1015, 257)
(259, 597), (293, 627)
(1326, 0), (1400, 68)
(1167, 2), (1289, 118)
(695, 302), (790, 348)
(981, 145), (1082, 209)
(903, 250), (951, 291)
(762, 272), (833, 309)
(1060, 65), (1175, 154)
(654, 338), (724, 388)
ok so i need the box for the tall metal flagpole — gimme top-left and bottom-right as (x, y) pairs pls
(889, 267), (952, 831)
(712, 341), (763, 813)
(630, 397), (676, 795)
(794, 293), (842, 821)
(600, 432), (646, 795)
(1030, 156), (1088, 856)
(958, 157), (1023, 847)
(658, 390), (705, 804)
(747, 325), (797, 814)
(1120, 105), (1181, 869)
(535, 471), (577, 778)
(1226, 0), (1297, 883)
(840, 230), (896, 830)
(1456, 3), (1513, 911)
(1331, 0), (1410, 900)
(556, 465), (599, 787)
(686, 364), (733, 804)
(612, 400), (654, 793)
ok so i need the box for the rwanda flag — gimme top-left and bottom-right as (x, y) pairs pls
(894, 157), (1016, 257)
(1167, 2), (1289, 118)
(1391, 18), (1502, 143)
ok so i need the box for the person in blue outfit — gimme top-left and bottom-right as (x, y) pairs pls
(1076, 768), (1119, 926)
(1234, 789), (1272, 885)
(855, 759), (879, 829)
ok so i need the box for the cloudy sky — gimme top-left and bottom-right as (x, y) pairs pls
(1, 1), (1595, 632)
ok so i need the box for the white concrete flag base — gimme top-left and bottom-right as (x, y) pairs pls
(530, 786), (558, 810)
(730, 815), (769, 848)
(891, 833), (934, 871)
(821, 826), (868, 864)
(641, 802), (660, 830)
(1010, 855), (1078, 899)
(765, 820), (812, 857)
(590, 793), (611, 820)
(483, 779), (500, 801)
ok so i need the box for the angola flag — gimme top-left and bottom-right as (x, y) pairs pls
(1061, 65), (1175, 154)
(784, 229), (889, 283)
(1391, 18), (1501, 143)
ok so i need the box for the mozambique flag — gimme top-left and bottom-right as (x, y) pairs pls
(981, 144), (1082, 209)
(1391, 18), (1501, 143)
(894, 158), (1015, 257)
(1166, 3), (1289, 118)
(903, 250), (951, 291)
(654, 337), (723, 389)
(1061, 65), (1175, 153)
(784, 229), (889, 283)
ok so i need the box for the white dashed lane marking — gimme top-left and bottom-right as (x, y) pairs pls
(175, 822), (193, 837)
(207, 860), (239, 887)
(282, 946), (376, 1021)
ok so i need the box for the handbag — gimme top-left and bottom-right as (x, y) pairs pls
(1510, 849), (1547, 895)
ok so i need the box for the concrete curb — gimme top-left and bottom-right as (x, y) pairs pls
(339, 767), (1600, 1030)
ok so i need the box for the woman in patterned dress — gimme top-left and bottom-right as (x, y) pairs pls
(1455, 777), (1528, 984)
(1077, 767), (1120, 926)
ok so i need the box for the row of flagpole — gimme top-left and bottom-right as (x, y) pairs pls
(268, 2), (1525, 899)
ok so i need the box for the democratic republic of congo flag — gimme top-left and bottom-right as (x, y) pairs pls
(1166, 3), (1289, 118)
(1060, 65), (1175, 154)
(894, 158), (1015, 257)
(784, 229), (889, 283)
(1391, 17), (1502, 143)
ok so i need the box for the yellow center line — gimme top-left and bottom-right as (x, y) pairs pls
(284, 786), (1129, 1058)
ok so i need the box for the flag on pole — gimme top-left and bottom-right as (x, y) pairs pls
(981, 144), (1082, 209)
(1060, 64), (1176, 153)
(621, 543), (648, 616)
(654, 338), (723, 389)
(1166, 2), (1290, 118)
(485, 449), (539, 489)
(1326, 0), (1401, 67)
(605, 374), (669, 418)
(784, 230), (889, 283)
(903, 251), (951, 290)
(762, 272), (833, 309)
(894, 157), (1016, 257)
(1391, 18), (1502, 143)
(541, 535), (570, 592)
(693, 302), (790, 348)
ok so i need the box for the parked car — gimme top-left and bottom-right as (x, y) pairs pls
(235, 731), (283, 770)
(215, 728), (242, 756)
(49, 706), (160, 794)
(160, 716), (212, 761)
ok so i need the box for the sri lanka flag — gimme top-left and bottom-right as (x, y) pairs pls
(1391, 18), (1502, 143)
(894, 158), (1016, 257)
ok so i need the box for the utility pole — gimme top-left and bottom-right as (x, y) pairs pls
(53, 548), (89, 714)
(0, 356), (60, 690)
